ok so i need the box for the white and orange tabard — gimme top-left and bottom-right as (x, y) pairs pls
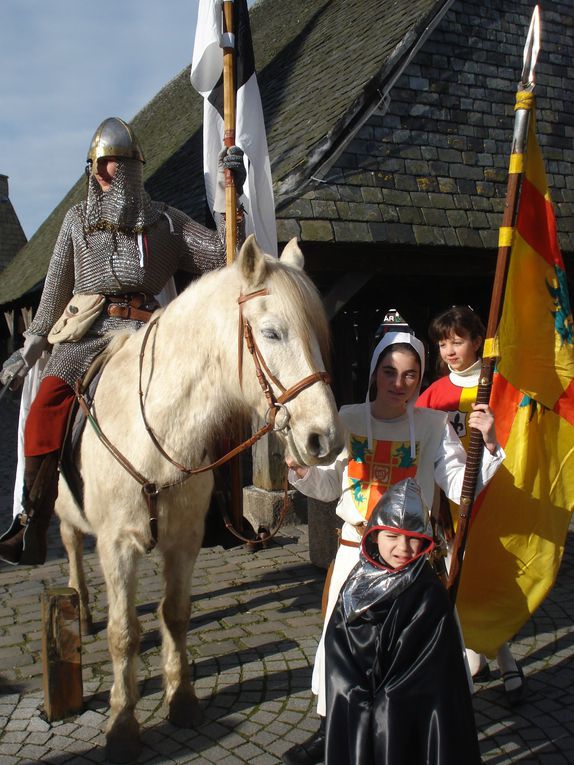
(290, 399), (504, 716)
(346, 433), (418, 520)
(298, 402), (463, 532)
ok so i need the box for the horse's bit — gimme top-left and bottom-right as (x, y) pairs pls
(78, 288), (330, 548)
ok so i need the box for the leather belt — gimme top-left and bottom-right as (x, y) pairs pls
(106, 293), (159, 323)
(339, 539), (361, 548)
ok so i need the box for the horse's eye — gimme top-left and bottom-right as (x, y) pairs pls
(261, 327), (281, 341)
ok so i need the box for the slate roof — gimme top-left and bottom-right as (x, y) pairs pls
(1, 0), (573, 305)
(0, 175), (26, 274)
(276, 0), (574, 255)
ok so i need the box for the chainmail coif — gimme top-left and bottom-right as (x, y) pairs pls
(83, 159), (163, 233)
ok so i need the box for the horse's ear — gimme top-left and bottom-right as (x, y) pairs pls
(237, 234), (268, 287)
(279, 238), (304, 270)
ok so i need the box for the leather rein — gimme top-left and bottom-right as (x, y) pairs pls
(77, 288), (330, 549)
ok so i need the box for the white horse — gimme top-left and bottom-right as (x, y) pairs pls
(55, 235), (343, 763)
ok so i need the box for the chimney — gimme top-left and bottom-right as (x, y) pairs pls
(0, 174), (8, 200)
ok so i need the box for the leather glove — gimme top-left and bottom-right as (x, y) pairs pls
(0, 334), (49, 391)
(0, 349), (28, 391)
(213, 146), (246, 213)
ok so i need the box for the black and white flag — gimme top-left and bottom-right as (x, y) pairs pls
(191, 0), (277, 256)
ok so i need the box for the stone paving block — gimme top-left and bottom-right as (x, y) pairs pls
(5, 719), (28, 731)
(13, 744), (46, 759)
(248, 754), (278, 765)
(0, 746), (20, 757)
(45, 735), (78, 751)
(0, 731), (29, 745)
(150, 736), (183, 755)
(66, 757), (102, 765)
(69, 726), (100, 742)
(217, 755), (245, 765)
(73, 710), (106, 729)
(251, 728), (278, 748)
(267, 738), (291, 758)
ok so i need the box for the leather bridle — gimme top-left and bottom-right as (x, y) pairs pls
(78, 287), (330, 548)
(237, 288), (330, 430)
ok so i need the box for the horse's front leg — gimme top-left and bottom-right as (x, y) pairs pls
(59, 519), (94, 635)
(98, 538), (142, 764)
(160, 529), (203, 728)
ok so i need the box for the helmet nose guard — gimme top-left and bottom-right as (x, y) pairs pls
(87, 117), (145, 165)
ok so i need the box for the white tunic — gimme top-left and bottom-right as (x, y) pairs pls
(290, 401), (504, 716)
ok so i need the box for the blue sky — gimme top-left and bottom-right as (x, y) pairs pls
(0, 1), (233, 239)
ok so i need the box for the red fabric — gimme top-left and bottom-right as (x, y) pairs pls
(24, 376), (75, 457)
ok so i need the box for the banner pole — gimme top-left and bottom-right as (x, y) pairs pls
(222, 0), (237, 265)
(447, 6), (541, 604)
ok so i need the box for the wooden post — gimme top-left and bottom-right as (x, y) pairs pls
(41, 587), (83, 721)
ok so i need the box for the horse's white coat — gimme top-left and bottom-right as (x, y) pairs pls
(56, 236), (343, 761)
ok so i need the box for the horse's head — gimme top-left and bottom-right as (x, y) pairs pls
(233, 235), (344, 466)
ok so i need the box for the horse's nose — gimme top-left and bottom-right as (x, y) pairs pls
(306, 428), (343, 462)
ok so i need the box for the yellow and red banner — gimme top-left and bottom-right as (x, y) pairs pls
(457, 105), (574, 657)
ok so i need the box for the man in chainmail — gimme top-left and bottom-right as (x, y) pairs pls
(0, 117), (246, 565)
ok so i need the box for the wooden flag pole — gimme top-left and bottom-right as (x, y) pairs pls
(447, 6), (540, 604)
(222, 0), (243, 531)
(222, 0), (237, 265)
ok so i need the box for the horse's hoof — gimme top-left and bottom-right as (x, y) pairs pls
(168, 688), (202, 728)
(106, 714), (142, 763)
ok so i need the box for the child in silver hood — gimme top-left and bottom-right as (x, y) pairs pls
(325, 478), (481, 765)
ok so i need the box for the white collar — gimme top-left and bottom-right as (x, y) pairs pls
(448, 358), (481, 388)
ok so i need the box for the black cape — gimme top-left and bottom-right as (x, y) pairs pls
(325, 562), (482, 765)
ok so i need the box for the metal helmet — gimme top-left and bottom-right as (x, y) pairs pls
(87, 117), (145, 165)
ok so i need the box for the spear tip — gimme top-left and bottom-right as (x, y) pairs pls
(521, 5), (541, 90)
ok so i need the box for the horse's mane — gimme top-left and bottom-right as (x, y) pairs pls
(265, 257), (332, 373)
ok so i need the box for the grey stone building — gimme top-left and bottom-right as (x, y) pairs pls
(0, 174), (27, 353)
(0, 0), (572, 398)
(0, 174), (26, 274)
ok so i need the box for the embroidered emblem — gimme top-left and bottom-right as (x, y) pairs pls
(547, 266), (574, 346)
(449, 410), (467, 439)
(347, 434), (418, 519)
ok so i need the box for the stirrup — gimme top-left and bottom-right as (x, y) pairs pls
(20, 516), (48, 566)
(0, 513), (48, 567)
(0, 513), (26, 543)
(0, 515), (27, 565)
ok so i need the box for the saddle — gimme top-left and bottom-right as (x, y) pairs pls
(59, 357), (107, 512)
(59, 294), (159, 509)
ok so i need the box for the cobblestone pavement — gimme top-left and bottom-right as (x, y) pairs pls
(0, 393), (573, 764)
